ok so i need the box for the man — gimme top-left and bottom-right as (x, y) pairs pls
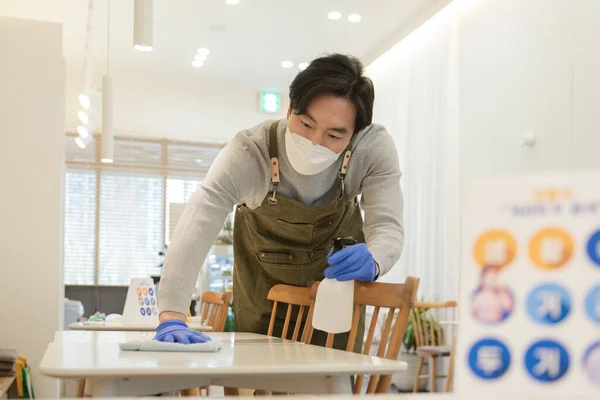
(156, 54), (404, 348)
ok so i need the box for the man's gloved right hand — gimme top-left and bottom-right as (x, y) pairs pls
(154, 320), (211, 344)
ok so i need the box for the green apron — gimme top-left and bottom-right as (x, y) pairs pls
(233, 120), (365, 352)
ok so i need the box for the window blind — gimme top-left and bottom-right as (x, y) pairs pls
(63, 132), (225, 286)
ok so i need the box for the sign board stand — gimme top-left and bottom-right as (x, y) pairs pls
(122, 277), (159, 325)
(456, 172), (600, 395)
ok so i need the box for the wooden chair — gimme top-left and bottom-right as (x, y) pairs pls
(306, 277), (420, 395)
(199, 290), (232, 332)
(411, 300), (458, 393)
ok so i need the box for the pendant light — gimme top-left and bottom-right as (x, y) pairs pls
(101, 0), (114, 163)
(76, 0), (99, 150)
(134, 0), (153, 51)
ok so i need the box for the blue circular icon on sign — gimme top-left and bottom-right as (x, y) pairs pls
(585, 285), (600, 323)
(587, 230), (600, 267)
(140, 307), (146, 316)
(583, 341), (600, 385)
(149, 288), (154, 296)
(468, 338), (511, 380)
(151, 298), (156, 305)
(524, 339), (569, 382)
(146, 307), (152, 315)
(144, 298), (150, 305)
(526, 283), (571, 325)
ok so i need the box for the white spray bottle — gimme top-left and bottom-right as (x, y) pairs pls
(312, 237), (357, 334)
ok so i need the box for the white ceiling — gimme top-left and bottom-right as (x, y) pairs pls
(0, 0), (440, 91)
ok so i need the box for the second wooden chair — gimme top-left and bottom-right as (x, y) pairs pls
(411, 300), (458, 393)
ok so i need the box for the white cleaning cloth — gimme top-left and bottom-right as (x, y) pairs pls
(119, 340), (222, 352)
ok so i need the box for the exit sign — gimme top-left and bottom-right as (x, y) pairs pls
(259, 92), (281, 113)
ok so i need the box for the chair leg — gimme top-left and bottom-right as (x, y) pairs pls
(182, 387), (201, 396)
(76, 378), (86, 398)
(446, 335), (457, 392)
(224, 387), (240, 396)
(430, 356), (437, 393)
(445, 354), (455, 392)
(413, 356), (425, 393)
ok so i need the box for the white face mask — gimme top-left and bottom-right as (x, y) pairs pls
(285, 128), (341, 175)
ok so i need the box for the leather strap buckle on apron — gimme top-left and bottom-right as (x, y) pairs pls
(267, 120), (354, 203)
(338, 149), (352, 200)
(268, 122), (281, 204)
(269, 157), (280, 204)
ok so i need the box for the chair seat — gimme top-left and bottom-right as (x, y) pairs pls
(416, 345), (452, 357)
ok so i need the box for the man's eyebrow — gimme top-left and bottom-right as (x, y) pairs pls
(305, 112), (349, 134)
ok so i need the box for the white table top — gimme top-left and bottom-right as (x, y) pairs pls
(40, 332), (407, 378)
(67, 321), (211, 332)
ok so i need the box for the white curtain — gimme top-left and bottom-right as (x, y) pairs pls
(367, 4), (461, 302)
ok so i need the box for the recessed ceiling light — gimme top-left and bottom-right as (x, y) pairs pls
(78, 110), (89, 125)
(281, 61), (293, 68)
(298, 62), (309, 71)
(77, 125), (90, 138)
(75, 137), (86, 149)
(133, 44), (153, 52)
(225, 0), (240, 5)
(195, 159), (203, 164)
(195, 54), (207, 62)
(192, 60), (204, 68)
(197, 48), (210, 56)
(328, 11), (342, 20)
(79, 94), (90, 110)
(348, 14), (362, 22)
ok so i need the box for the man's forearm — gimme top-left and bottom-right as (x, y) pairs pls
(159, 310), (187, 324)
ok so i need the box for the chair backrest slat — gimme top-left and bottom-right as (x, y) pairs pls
(292, 305), (305, 341)
(345, 304), (362, 352)
(282, 303), (293, 339)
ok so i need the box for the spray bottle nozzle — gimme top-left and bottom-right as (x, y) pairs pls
(331, 237), (358, 255)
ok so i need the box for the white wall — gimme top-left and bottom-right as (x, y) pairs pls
(65, 64), (289, 141)
(367, 2), (461, 302)
(460, 0), (600, 179)
(0, 17), (65, 398)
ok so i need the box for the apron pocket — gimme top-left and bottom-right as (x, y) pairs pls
(274, 220), (313, 246)
(258, 251), (294, 264)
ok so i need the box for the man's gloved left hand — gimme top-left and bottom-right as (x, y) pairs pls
(154, 320), (211, 344)
(324, 243), (378, 282)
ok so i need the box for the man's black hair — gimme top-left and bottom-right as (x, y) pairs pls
(289, 53), (375, 134)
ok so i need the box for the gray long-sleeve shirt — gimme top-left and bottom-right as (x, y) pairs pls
(159, 118), (404, 315)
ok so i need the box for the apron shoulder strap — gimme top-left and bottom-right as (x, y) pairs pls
(268, 120), (279, 159)
(268, 120), (280, 204)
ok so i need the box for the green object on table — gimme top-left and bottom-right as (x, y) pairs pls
(21, 365), (34, 399)
(88, 312), (106, 322)
(224, 305), (234, 332)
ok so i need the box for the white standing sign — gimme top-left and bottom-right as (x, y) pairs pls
(456, 173), (600, 396)
(122, 277), (159, 325)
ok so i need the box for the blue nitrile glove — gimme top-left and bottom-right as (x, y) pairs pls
(154, 320), (211, 344)
(324, 243), (378, 282)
